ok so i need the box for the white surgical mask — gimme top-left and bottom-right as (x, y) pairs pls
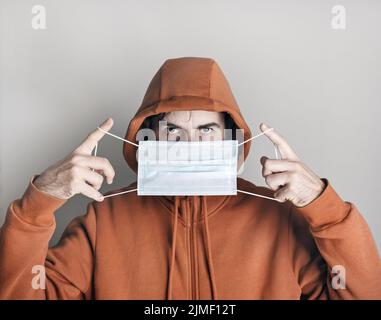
(96, 124), (281, 201)
(138, 140), (238, 196)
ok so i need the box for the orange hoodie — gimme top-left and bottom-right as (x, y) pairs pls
(0, 57), (380, 300)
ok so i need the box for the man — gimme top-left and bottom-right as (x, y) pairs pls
(0, 57), (380, 299)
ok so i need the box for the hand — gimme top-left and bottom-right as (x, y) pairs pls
(260, 123), (325, 207)
(34, 118), (115, 202)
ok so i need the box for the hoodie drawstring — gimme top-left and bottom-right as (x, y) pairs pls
(201, 196), (218, 300)
(167, 197), (180, 300)
(167, 196), (218, 300)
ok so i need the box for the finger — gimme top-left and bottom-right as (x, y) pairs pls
(77, 167), (104, 190)
(261, 157), (299, 176)
(274, 185), (294, 203)
(71, 155), (115, 184)
(79, 181), (104, 202)
(75, 118), (114, 154)
(260, 156), (272, 176)
(260, 123), (299, 161)
(264, 172), (291, 191)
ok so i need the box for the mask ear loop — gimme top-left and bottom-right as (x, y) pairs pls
(237, 128), (274, 147)
(94, 127), (139, 198)
(97, 127), (139, 147)
(237, 128), (283, 203)
(93, 126), (282, 201)
(92, 141), (98, 172)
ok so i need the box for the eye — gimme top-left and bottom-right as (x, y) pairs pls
(167, 126), (179, 134)
(200, 127), (213, 134)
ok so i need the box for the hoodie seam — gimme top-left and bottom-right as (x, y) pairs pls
(91, 203), (98, 295)
(203, 195), (232, 221)
(10, 202), (56, 229)
(208, 61), (213, 98)
(135, 95), (238, 116)
(159, 67), (163, 101)
(186, 222), (190, 299)
(195, 224), (200, 299)
(155, 195), (232, 225)
(155, 197), (187, 227)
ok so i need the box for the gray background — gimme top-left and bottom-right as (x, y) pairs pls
(1, 0), (380, 250)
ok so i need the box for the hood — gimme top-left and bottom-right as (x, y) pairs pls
(122, 57), (253, 300)
(123, 56), (252, 173)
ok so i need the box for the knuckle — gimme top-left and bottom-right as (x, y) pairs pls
(274, 193), (282, 201)
(63, 188), (74, 198)
(70, 154), (81, 164)
(263, 171), (271, 178)
(69, 165), (80, 177)
(92, 183), (101, 191)
(293, 161), (302, 170)
(69, 174), (79, 184)
(99, 157), (108, 166)
(289, 171), (298, 180)
(96, 176), (104, 187)
(275, 192), (286, 202)
(102, 158), (114, 173)
(104, 158), (112, 168)
(68, 180), (77, 193)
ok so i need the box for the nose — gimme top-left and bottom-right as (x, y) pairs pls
(190, 132), (201, 141)
(190, 131), (206, 142)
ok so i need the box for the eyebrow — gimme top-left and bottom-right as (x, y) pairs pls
(165, 122), (221, 129)
(197, 122), (221, 129)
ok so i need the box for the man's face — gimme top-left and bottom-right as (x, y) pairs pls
(157, 110), (225, 141)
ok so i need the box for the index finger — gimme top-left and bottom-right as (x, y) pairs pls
(75, 118), (114, 154)
(260, 123), (299, 161)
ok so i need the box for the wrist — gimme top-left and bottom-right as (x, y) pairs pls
(11, 175), (67, 226)
(293, 178), (349, 229)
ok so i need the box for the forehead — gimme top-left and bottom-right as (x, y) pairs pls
(163, 110), (224, 126)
